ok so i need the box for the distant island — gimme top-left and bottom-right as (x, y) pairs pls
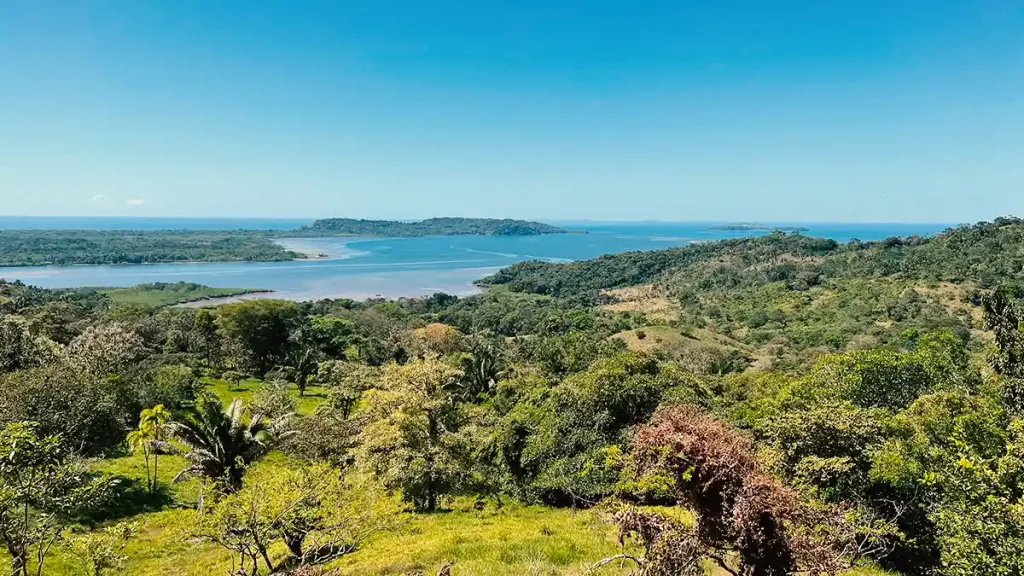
(710, 223), (809, 233)
(297, 217), (571, 237)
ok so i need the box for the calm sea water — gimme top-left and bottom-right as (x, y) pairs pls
(0, 220), (954, 300)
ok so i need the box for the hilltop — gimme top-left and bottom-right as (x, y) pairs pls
(480, 216), (1024, 369)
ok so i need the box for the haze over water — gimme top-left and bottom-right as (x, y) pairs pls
(0, 219), (953, 300)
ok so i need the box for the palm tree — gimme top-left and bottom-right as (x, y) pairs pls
(166, 397), (295, 500)
(457, 346), (505, 401)
(126, 404), (172, 494)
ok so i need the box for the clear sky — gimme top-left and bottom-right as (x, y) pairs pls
(2, 1), (1023, 222)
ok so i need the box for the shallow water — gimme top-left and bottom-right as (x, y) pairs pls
(0, 222), (954, 300)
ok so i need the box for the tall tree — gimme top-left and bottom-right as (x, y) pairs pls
(216, 300), (300, 376)
(356, 359), (469, 511)
(126, 405), (173, 494)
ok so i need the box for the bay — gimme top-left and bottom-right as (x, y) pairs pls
(0, 221), (954, 300)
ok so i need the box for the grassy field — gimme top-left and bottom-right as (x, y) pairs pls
(203, 376), (328, 415)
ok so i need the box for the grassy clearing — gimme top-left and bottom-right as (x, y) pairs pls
(611, 325), (687, 352)
(330, 500), (633, 576)
(203, 377), (328, 415)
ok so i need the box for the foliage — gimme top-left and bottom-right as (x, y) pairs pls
(68, 324), (147, 376)
(249, 380), (298, 420)
(621, 405), (885, 575)
(0, 423), (110, 576)
(126, 405), (173, 495)
(216, 300), (301, 376)
(167, 397), (296, 493)
(494, 352), (683, 504)
(189, 462), (403, 575)
(355, 359), (470, 511)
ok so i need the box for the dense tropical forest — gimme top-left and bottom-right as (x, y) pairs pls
(296, 217), (570, 237)
(2, 217), (1024, 575)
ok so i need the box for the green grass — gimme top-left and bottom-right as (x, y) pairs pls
(203, 377), (328, 415)
(34, 494), (897, 576)
(100, 284), (263, 307)
(329, 500), (634, 576)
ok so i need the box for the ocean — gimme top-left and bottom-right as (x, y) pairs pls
(0, 219), (955, 300)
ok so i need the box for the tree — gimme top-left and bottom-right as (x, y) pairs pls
(617, 405), (887, 575)
(167, 396), (295, 495)
(315, 361), (378, 418)
(126, 405), (172, 494)
(0, 423), (109, 576)
(0, 315), (53, 373)
(286, 345), (318, 398)
(221, 370), (246, 392)
(0, 363), (128, 456)
(356, 359), (469, 511)
(249, 380), (297, 420)
(306, 316), (355, 359)
(216, 300), (300, 376)
(984, 288), (1024, 414)
(455, 339), (505, 401)
(190, 308), (222, 367)
(190, 463), (402, 575)
(495, 352), (680, 504)
(67, 323), (146, 376)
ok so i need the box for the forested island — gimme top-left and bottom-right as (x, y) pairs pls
(4, 217), (1024, 575)
(297, 217), (570, 236)
(0, 218), (571, 267)
(0, 229), (299, 266)
(710, 223), (810, 232)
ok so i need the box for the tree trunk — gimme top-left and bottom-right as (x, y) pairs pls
(283, 531), (304, 558)
(425, 408), (439, 512)
(143, 447), (152, 494)
(152, 451), (158, 494)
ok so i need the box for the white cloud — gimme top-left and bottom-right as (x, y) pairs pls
(90, 194), (105, 202)
(125, 199), (145, 206)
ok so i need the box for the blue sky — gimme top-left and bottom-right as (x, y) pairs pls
(1, 1), (1023, 222)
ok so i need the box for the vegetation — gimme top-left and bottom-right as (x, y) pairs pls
(5, 217), (1024, 574)
(297, 217), (570, 237)
(0, 230), (300, 266)
(99, 283), (267, 307)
